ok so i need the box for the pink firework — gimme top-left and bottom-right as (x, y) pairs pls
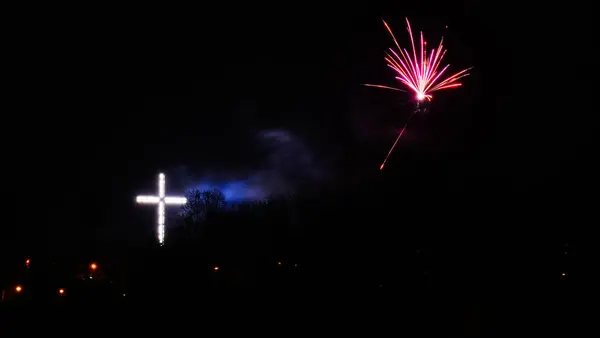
(365, 18), (472, 101)
(365, 18), (472, 170)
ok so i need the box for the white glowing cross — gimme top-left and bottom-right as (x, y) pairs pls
(136, 173), (187, 245)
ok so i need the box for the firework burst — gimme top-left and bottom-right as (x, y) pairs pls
(365, 18), (472, 169)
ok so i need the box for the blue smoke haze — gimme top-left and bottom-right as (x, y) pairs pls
(189, 180), (266, 202)
(168, 129), (327, 203)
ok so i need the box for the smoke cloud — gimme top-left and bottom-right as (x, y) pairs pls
(169, 129), (325, 202)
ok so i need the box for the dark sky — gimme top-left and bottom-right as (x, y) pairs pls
(5, 1), (596, 251)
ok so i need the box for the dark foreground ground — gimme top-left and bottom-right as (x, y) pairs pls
(1, 240), (591, 336)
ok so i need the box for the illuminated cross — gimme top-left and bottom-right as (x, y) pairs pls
(136, 173), (187, 245)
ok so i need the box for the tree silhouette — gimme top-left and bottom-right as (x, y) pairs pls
(181, 188), (226, 223)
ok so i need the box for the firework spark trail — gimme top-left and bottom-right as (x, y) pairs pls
(379, 109), (417, 170)
(364, 18), (472, 170)
(363, 84), (406, 92)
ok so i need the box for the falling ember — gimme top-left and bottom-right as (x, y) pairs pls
(58, 288), (65, 295)
(364, 18), (471, 169)
(15, 285), (22, 293)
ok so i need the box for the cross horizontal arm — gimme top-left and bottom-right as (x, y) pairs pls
(136, 195), (160, 203)
(164, 196), (187, 205)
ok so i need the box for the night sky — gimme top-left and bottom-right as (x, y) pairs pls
(5, 1), (596, 253)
